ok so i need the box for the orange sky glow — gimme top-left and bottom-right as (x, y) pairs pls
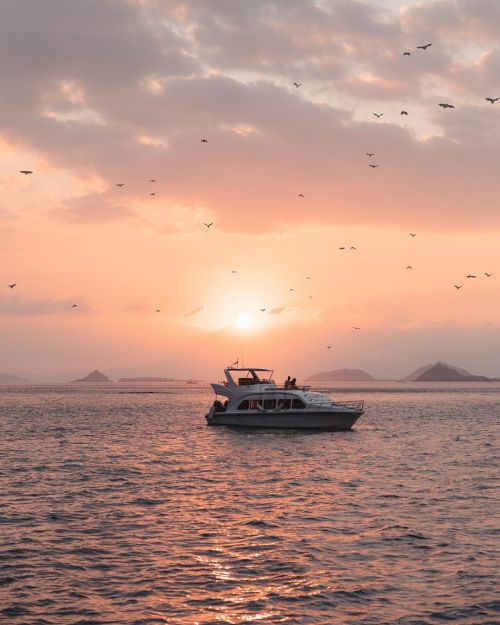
(1, 0), (500, 380)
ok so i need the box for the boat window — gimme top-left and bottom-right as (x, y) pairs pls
(277, 399), (291, 409)
(249, 400), (262, 409)
(292, 398), (305, 409)
(237, 400), (249, 410)
(263, 399), (276, 410)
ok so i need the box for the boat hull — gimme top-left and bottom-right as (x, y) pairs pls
(206, 410), (362, 430)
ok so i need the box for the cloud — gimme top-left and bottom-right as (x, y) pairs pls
(184, 305), (205, 317)
(0, 295), (91, 317)
(61, 192), (136, 222)
(0, 0), (499, 234)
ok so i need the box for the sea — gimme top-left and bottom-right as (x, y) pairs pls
(0, 381), (498, 625)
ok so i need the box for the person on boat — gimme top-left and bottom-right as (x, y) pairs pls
(284, 376), (291, 389)
(290, 377), (297, 389)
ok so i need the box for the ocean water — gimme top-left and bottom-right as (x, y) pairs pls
(0, 382), (498, 625)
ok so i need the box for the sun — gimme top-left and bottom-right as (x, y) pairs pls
(236, 311), (254, 329)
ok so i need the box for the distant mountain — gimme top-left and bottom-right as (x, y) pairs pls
(0, 372), (31, 384)
(306, 368), (375, 382)
(414, 363), (499, 382)
(403, 362), (471, 382)
(70, 369), (111, 383)
(25, 370), (92, 383)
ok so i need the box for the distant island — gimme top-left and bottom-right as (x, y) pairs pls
(404, 362), (499, 382)
(70, 369), (112, 383)
(0, 372), (31, 384)
(306, 368), (375, 382)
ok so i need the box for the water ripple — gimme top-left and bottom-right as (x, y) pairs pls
(0, 382), (498, 624)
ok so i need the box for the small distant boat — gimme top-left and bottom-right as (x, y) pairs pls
(206, 367), (364, 430)
(186, 380), (197, 384)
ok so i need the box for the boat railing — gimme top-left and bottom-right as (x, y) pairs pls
(336, 400), (364, 411)
(217, 379), (277, 388)
(261, 398), (364, 413)
(268, 384), (310, 391)
(296, 400), (364, 411)
(302, 399), (364, 412)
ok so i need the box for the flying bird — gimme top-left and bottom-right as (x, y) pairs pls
(298, 193), (304, 197)
(154, 309), (161, 313)
(401, 110), (408, 115)
(369, 164), (379, 168)
(289, 288), (295, 292)
(149, 193), (156, 196)
(260, 308), (266, 312)
(306, 276), (311, 279)
(439, 103), (455, 109)
(7, 283), (16, 288)
(20, 170), (33, 175)
(308, 295), (313, 299)
(327, 346), (332, 349)
(231, 270), (238, 274)
(293, 82), (302, 88)
(403, 51), (411, 56)
(417, 43), (432, 50)
(484, 272), (493, 277)
(366, 152), (375, 157)
(409, 232), (416, 237)
(373, 113), (383, 118)
(454, 285), (462, 289)
(149, 179), (157, 182)
(350, 246), (356, 250)
(466, 275), (476, 278)
(485, 97), (498, 104)
(406, 265), (413, 269)
(115, 183), (125, 187)
(339, 247), (346, 250)
(201, 139), (208, 143)
(71, 304), (78, 308)
(204, 222), (214, 229)
(352, 326), (361, 330)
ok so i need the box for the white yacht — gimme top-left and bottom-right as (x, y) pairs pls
(206, 367), (364, 430)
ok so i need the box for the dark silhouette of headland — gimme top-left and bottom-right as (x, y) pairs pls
(403, 362), (499, 382)
(306, 368), (375, 382)
(70, 370), (111, 383)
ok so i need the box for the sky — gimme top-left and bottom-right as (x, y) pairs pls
(1, 0), (500, 380)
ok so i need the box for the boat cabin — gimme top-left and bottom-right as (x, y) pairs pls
(225, 367), (275, 387)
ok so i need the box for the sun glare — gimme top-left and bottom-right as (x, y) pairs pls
(236, 311), (254, 329)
